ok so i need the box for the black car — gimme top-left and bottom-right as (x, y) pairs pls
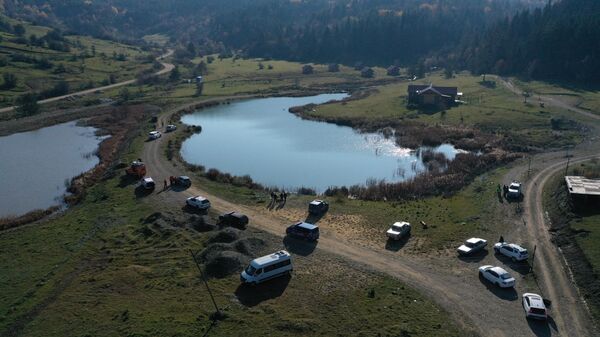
(308, 200), (329, 214)
(286, 222), (320, 241)
(218, 211), (249, 229)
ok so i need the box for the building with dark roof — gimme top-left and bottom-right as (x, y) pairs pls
(407, 84), (458, 108)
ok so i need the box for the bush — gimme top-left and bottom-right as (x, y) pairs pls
(204, 251), (247, 278)
(207, 228), (240, 244)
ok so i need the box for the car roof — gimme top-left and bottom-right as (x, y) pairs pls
(296, 222), (318, 230)
(143, 177), (154, 182)
(179, 176), (190, 180)
(191, 196), (207, 201)
(508, 243), (526, 251)
(252, 250), (291, 266)
(524, 293), (545, 308)
(466, 238), (485, 243)
(310, 200), (325, 205)
(392, 221), (410, 227)
(490, 266), (509, 275)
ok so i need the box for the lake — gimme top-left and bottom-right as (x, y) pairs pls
(181, 94), (461, 192)
(0, 121), (106, 217)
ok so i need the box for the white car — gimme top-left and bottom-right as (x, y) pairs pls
(507, 181), (522, 199)
(457, 238), (487, 256)
(186, 196), (211, 210)
(148, 130), (162, 140)
(166, 124), (177, 132)
(386, 221), (411, 240)
(522, 293), (548, 320)
(140, 177), (155, 190)
(478, 265), (515, 288)
(494, 242), (529, 262)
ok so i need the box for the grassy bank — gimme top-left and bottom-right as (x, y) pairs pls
(308, 71), (585, 150)
(0, 121), (467, 337)
(543, 159), (600, 322)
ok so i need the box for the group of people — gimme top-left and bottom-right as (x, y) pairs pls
(270, 191), (287, 202)
(163, 176), (177, 190)
(496, 183), (510, 199)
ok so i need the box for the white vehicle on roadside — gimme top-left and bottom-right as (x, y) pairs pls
(386, 221), (411, 240)
(240, 250), (292, 285)
(478, 265), (515, 288)
(141, 177), (155, 190)
(494, 242), (529, 262)
(522, 293), (548, 320)
(507, 181), (522, 199)
(457, 238), (487, 256)
(186, 196), (211, 210)
(148, 130), (162, 140)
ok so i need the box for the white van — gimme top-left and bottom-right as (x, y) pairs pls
(240, 250), (292, 285)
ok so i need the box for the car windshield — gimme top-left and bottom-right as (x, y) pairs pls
(501, 274), (511, 279)
(465, 242), (476, 248)
(392, 225), (403, 231)
(245, 265), (256, 275)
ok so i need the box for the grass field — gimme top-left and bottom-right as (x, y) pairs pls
(512, 79), (600, 115)
(308, 71), (587, 149)
(0, 16), (152, 108)
(0, 124), (466, 337)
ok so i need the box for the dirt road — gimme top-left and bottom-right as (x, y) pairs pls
(0, 50), (174, 114)
(137, 99), (599, 337)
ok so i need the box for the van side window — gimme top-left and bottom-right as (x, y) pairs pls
(263, 259), (291, 273)
(255, 268), (263, 275)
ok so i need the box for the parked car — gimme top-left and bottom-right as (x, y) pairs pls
(166, 124), (177, 132)
(386, 221), (411, 240)
(286, 222), (320, 241)
(507, 181), (522, 199)
(478, 265), (515, 288)
(186, 196), (211, 210)
(457, 238), (487, 256)
(218, 211), (249, 229)
(308, 200), (329, 214)
(174, 175), (191, 187)
(494, 242), (529, 262)
(141, 177), (155, 190)
(240, 250), (292, 285)
(522, 293), (548, 320)
(148, 130), (162, 140)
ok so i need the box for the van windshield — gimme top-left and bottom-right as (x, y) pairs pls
(245, 265), (256, 275)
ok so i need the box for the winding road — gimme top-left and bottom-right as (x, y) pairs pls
(139, 80), (599, 337)
(0, 49), (174, 114)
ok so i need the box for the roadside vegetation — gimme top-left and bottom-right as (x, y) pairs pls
(543, 159), (600, 322)
(0, 16), (153, 110)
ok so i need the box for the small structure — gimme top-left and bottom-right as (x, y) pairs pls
(302, 64), (314, 75)
(387, 65), (400, 76)
(407, 84), (458, 108)
(565, 176), (600, 206)
(361, 67), (374, 78)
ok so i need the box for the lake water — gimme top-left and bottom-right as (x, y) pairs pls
(181, 94), (461, 192)
(0, 121), (105, 217)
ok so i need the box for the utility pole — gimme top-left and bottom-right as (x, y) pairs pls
(530, 244), (537, 272)
(189, 249), (221, 319)
(565, 155), (571, 176)
(527, 156), (532, 178)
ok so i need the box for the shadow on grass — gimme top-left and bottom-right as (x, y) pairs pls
(182, 205), (208, 216)
(118, 174), (139, 188)
(235, 274), (291, 307)
(134, 185), (154, 198)
(304, 212), (326, 224)
(385, 234), (410, 252)
(478, 273), (518, 301)
(283, 236), (317, 256)
(457, 249), (489, 263)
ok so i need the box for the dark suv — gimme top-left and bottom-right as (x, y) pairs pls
(308, 200), (329, 214)
(218, 211), (249, 229)
(286, 222), (320, 241)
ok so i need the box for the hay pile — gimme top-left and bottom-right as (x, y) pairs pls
(199, 231), (265, 278)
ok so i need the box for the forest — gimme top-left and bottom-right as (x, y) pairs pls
(2, 0), (598, 84)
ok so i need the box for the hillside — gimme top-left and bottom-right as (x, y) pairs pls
(0, 16), (154, 109)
